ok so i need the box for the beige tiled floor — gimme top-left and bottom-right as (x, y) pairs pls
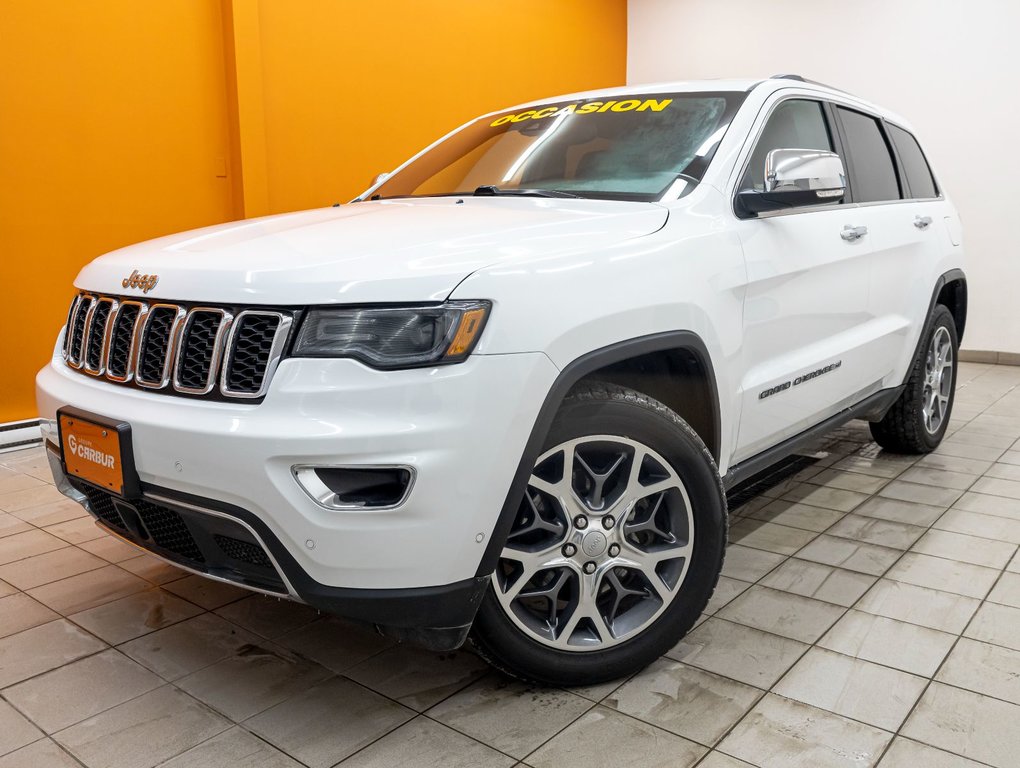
(2, 361), (1020, 767)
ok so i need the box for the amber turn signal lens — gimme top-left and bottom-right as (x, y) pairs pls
(445, 307), (489, 358)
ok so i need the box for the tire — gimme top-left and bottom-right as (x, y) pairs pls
(870, 304), (958, 453)
(470, 382), (727, 686)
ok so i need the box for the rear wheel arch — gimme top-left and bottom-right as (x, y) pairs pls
(899, 268), (966, 391)
(476, 331), (721, 578)
(936, 271), (967, 342)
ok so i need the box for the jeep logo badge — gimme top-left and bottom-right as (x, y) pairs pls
(122, 269), (159, 293)
(581, 530), (608, 558)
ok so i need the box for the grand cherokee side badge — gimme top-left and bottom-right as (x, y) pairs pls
(760, 360), (842, 400)
(121, 270), (159, 293)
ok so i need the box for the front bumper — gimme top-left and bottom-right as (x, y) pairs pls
(47, 446), (490, 646)
(37, 347), (558, 599)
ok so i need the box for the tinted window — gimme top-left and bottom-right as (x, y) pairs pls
(888, 125), (937, 199)
(742, 100), (834, 192)
(837, 108), (901, 202)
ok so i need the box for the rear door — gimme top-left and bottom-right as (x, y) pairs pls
(731, 96), (877, 463)
(828, 106), (944, 391)
(854, 119), (950, 386)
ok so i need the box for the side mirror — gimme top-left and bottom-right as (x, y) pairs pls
(737, 148), (846, 216)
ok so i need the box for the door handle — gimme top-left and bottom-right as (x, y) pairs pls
(841, 225), (868, 242)
(914, 215), (933, 229)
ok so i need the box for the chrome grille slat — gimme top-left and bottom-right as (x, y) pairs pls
(135, 304), (186, 388)
(67, 295), (95, 368)
(173, 308), (232, 395)
(83, 298), (117, 375)
(61, 295), (80, 360)
(61, 293), (290, 400)
(106, 302), (146, 382)
(221, 311), (293, 398)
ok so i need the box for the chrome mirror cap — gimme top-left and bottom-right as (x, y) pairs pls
(764, 148), (846, 198)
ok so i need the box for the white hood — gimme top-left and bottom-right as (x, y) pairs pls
(76, 197), (668, 305)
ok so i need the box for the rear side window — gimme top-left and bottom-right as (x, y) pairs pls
(836, 107), (901, 203)
(888, 125), (938, 199)
(742, 99), (835, 192)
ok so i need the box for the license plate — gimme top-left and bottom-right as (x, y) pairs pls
(58, 410), (137, 497)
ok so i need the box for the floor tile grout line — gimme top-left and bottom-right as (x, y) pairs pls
(4, 734), (92, 768)
(832, 385), (1020, 767)
(733, 522), (1014, 582)
(711, 431), (1006, 757)
(868, 546), (1016, 767)
(686, 442), (918, 759)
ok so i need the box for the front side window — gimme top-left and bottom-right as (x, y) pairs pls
(365, 92), (746, 203)
(888, 124), (938, 199)
(836, 107), (901, 203)
(741, 99), (835, 192)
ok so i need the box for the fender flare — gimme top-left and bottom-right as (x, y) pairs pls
(905, 268), (967, 387)
(474, 330), (720, 577)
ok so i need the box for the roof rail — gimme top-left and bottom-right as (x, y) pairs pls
(765, 73), (851, 95)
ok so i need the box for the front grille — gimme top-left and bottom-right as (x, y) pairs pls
(62, 294), (291, 400)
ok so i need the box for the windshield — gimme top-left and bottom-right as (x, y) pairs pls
(363, 91), (746, 203)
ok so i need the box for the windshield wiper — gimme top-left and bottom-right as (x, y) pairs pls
(473, 185), (581, 199)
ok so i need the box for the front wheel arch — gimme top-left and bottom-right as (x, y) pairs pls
(474, 331), (720, 580)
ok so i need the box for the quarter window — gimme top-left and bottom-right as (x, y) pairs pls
(888, 125), (938, 199)
(836, 107), (901, 203)
(741, 100), (835, 192)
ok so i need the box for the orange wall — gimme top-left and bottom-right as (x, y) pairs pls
(0, 0), (627, 422)
(0, 1), (235, 423)
(254, 0), (629, 213)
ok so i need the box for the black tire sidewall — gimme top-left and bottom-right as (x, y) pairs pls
(472, 388), (727, 686)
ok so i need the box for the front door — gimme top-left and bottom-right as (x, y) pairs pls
(732, 97), (879, 463)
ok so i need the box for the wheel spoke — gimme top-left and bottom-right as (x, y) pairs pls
(527, 475), (561, 498)
(551, 568), (610, 645)
(508, 491), (565, 542)
(574, 451), (627, 511)
(614, 478), (678, 517)
(623, 492), (675, 543)
(555, 607), (585, 643)
(643, 540), (693, 565)
(499, 545), (563, 601)
(517, 569), (572, 626)
(604, 568), (649, 625)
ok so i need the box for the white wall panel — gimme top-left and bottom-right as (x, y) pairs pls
(629, 0), (1020, 353)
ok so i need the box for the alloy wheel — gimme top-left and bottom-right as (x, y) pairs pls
(922, 326), (953, 434)
(492, 435), (694, 651)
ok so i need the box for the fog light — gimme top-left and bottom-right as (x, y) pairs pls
(293, 465), (415, 510)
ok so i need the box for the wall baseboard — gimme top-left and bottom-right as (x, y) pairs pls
(0, 419), (42, 452)
(959, 349), (1020, 366)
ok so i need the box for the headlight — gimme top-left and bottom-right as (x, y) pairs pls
(292, 301), (491, 368)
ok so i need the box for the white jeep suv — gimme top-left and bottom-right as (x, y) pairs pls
(37, 75), (965, 685)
